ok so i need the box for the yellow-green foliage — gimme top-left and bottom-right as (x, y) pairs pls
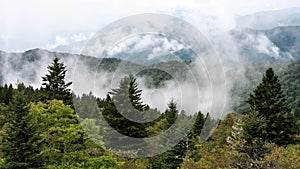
(117, 158), (149, 169)
(259, 144), (300, 169)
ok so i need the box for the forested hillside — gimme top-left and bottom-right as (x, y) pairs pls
(0, 56), (299, 168)
(229, 60), (300, 118)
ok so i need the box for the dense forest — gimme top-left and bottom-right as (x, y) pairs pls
(0, 56), (299, 169)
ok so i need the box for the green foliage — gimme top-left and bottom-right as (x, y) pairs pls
(189, 111), (206, 138)
(149, 102), (193, 169)
(259, 143), (300, 169)
(147, 117), (169, 136)
(182, 120), (240, 169)
(199, 113), (219, 143)
(189, 146), (236, 169)
(266, 112), (299, 145)
(246, 68), (289, 116)
(29, 100), (85, 167)
(150, 148), (184, 169)
(117, 158), (148, 169)
(41, 151), (122, 169)
(110, 74), (149, 113)
(0, 55), (299, 168)
(137, 68), (173, 88)
(73, 92), (100, 119)
(0, 84), (13, 105)
(280, 61), (300, 116)
(0, 103), (8, 129)
(163, 100), (178, 127)
(82, 155), (123, 169)
(79, 118), (104, 147)
(209, 112), (237, 146)
(230, 61), (300, 116)
(0, 84), (41, 169)
(234, 112), (269, 160)
(103, 75), (149, 137)
(28, 100), (119, 168)
(41, 57), (72, 105)
(101, 75), (155, 156)
(246, 67), (299, 146)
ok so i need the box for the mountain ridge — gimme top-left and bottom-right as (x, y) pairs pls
(237, 7), (300, 29)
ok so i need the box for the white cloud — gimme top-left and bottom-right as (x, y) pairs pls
(107, 34), (187, 59)
(254, 34), (280, 56)
(238, 32), (282, 58)
(70, 33), (88, 42)
(147, 47), (166, 60)
(1, 0), (300, 51)
(52, 35), (68, 47)
(46, 32), (95, 54)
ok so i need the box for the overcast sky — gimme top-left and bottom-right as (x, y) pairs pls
(1, 0), (300, 52)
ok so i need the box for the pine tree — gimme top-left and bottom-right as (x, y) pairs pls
(164, 100), (178, 127)
(190, 111), (205, 138)
(246, 67), (298, 146)
(42, 56), (72, 105)
(102, 75), (150, 156)
(1, 84), (41, 169)
(238, 112), (269, 160)
(150, 101), (189, 169)
(246, 68), (288, 116)
(107, 74), (149, 137)
(151, 148), (184, 169)
(109, 74), (149, 113)
(0, 84), (14, 105)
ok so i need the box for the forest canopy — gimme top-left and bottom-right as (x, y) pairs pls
(0, 57), (299, 169)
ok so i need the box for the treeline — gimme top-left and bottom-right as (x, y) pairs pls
(230, 60), (300, 118)
(0, 57), (299, 168)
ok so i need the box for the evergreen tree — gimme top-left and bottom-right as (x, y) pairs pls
(73, 92), (100, 119)
(109, 74), (149, 113)
(246, 67), (298, 146)
(41, 57), (72, 105)
(190, 111), (206, 138)
(238, 111), (269, 160)
(0, 84), (41, 169)
(0, 84), (14, 105)
(164, 100), (178, 127)
(150, 102), (188, 169)
(0, 103), (8, 130)
(29, 100), (86, 168)
(246, 68), (288, 116)
(151, 148), (184, 169)
(102, 75), (151, 156)
(199, 113), (218, 142)
(106, 74), (149, 137)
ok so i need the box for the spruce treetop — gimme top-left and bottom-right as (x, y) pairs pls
(246, 67), (289, 116)
(41, 56), (72, 104)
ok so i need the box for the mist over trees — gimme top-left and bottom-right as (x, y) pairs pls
(0, 57), (299, 168)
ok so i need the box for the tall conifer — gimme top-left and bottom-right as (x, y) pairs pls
(42, 57), (72, 105)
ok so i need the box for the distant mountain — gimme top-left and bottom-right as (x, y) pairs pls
(44, 7), (300, 57)
(111, 48), (196, 65)
(52, 40), (87, 54)
(237, 7), (300, 29)
(1, 48), (299, 114)
(263, 26), (300, 56)
(231, 26), (300, 61)
(0, 49), (189, 87)
(1, 22), (300, 87)
(0, 49), (141, 87)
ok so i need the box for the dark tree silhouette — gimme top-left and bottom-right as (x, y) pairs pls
(41, 56), (72, 105)
(246, 67), (298, 146)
